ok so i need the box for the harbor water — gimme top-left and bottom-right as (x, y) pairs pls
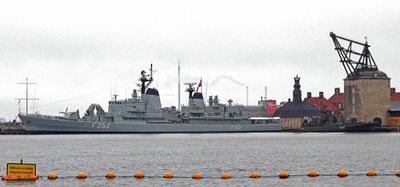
(1, 133), (400, 186)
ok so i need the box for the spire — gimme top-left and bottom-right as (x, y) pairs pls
(293, 75), (302, 103)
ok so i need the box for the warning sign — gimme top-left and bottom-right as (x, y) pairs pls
(6, 163), (36, 176)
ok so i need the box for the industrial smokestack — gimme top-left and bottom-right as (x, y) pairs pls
(264, 86), (267, 100)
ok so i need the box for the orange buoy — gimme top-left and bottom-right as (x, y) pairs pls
(163, 172), (173, 179)
(308, 170), (318, 177)
(192, 172), (202, 179)
(337, 170), (348, 177)
(367, 170), (377, 176)
(396, 170), (400, 177)
(279, 171), (289, 178)
(105, 171), (116, 179)
(76, 171), (87, 179)
(48, 172), (58, 180)
(134, 171), (144, 178)
(29, 175), (39, 180)
(250, 171), (261, 178)
(221, 172), (231, 179)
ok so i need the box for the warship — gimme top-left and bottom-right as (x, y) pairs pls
(18, 65), (282, 133)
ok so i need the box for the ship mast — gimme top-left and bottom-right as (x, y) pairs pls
(178, 61), (181, 111)
(113, 81), (118, 101)
(139, 64), (154, 94)
(15, 78), (39, 114)
(246, 86), (248, 106)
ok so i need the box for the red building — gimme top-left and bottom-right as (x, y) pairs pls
(328, 88), (344, 112)
(391, 88), (400, 102)
(305, 88), (343, 116)
(389, 88), (400, 127)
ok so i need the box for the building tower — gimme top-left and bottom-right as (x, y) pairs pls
(274, 75), (319, 129)
(330, 32), (390, 126)
(293, 75), (302, 103)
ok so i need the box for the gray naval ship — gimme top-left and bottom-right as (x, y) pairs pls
(18, 65), (282, 133)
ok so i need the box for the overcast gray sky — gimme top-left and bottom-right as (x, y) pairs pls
(1, 0), (399, 120)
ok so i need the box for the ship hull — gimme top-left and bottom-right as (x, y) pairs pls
(19, 115), (282, 134)
(297, 122), (394, 132)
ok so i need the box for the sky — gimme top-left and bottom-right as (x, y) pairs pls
(1, 0), (400, 120)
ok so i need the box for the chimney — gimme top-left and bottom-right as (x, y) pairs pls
(319, 91), (324, 98)
(307, 92), (312, 99)
(334, 88), (340, 94)
(391, 88), (396, 95)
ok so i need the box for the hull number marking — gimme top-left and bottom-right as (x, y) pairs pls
(91, 122), (112, 129)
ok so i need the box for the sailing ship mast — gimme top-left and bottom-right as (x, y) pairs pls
(15, 78), (39, 114)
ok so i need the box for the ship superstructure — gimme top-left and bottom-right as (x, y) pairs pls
(181, 82), (251, 125)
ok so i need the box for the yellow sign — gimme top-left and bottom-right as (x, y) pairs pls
(6, 163), (36, 176)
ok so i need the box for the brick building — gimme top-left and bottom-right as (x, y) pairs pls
(305, 91), (340, 116)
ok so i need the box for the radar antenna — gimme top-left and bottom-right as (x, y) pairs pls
(184, 82), (197, 99)
(329, 32), (378, 79)
(59, 107), (68, 115)
(139, 64), (154, 94)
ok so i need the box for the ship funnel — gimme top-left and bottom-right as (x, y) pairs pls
(213, 95), (219, 106)
(132, 89), (138, 99)
(208, 96), (213, 106)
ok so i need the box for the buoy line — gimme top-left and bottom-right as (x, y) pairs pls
(21, 171), (398, 181)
